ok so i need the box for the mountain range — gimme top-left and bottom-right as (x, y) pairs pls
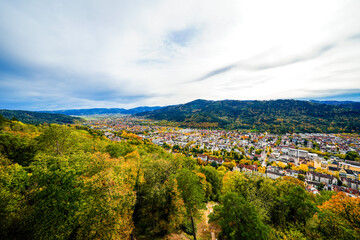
(1, 100), (360, 133)
(40, 106), (162, 116)
(0, 109), (82, 125)
(136, 99), (360, 133)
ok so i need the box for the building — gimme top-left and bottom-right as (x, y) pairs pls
(306, 171), (338, 185)
(341, 177), (360, 189)
(266, 170), (284, 179)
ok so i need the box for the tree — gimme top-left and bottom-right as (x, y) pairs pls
(320, 192), (360, 233)
(345, 151), (360, 161)
(176, 169), (206, 240)
(210, 192), (269, 240)
(222, 161), (236, 171)
(35, 124), (85, 156)
(217, 165), (228, 178)
(270, 183), (316, 228)
(199, 166), (221, 201)
(106, 142), (134, 158)
(272, 161), (286, 169)
(258, 166), (266, 173)
(210, 161), (218, 168)
(0, 114), (5, 128)
(292, 164), (309, 173)
(28, 152), (137, 240)
(0, 161), (30, 239)
(239, 159), (252, 165)
(0, 132), (37, 166)
(28, 154), (87, 240)
(133, 159), (185, 238)
(318, 182), (325, 191)
(298, 174), (305, 181)
(310, 192), (360, 239)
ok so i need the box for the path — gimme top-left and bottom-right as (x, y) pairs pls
(205, 202), (216, 240)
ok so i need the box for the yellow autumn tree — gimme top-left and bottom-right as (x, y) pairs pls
(319, 192), (360, 235)
(272, 161), (286, 168)
(258, 166), (266, 174)
(222, 161), (236, 170)
(298, 164), (309, 173)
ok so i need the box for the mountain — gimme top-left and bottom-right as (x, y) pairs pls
(136, 99), (360, 133)
(0, 109), (82, 125)
(41, 106), (162, 116)
(310, 100), (360, 110)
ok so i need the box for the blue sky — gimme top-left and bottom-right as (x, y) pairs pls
(0, 0), (360, 110)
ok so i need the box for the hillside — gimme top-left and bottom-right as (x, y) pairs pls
(1, 119), (359, 239)
(310, 100), (360, 110)
(0, 109), (82, 125)
(136, 99), (360, 133)
(41, 106), (162, 116)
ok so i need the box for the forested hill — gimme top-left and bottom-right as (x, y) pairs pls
(1, 118), (360, 239)
(310, 100), (360, 109)
(136, 99), (360, 133)
(0, 109), (81, 125)
(41, 106), (162, 116)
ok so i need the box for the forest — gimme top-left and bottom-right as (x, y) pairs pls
(0, 110), (81, 125)
(137, 99), (360, 133)
(1, 116), (359, 240)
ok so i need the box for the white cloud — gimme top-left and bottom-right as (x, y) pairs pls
(0, 0), (359, 109)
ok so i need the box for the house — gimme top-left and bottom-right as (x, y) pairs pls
(339, 168), (357, 179)
(198, 154), (208, 162)
(240, 164), (258, 173)
(306, 185), (320, 195)
(308, 153), (318, 160)
(306, 171), (338, 185)
(341, 177), (360, 190)
(284, 169), (301, 178)
(288, 148), (309, 158)
(333, 185), (360, 196)
(208, 156), (223, 164)
(266, 170), (284, 179)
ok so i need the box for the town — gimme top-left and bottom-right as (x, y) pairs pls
(85, 116), (360, 197)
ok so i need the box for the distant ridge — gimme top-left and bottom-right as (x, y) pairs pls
(41, 106), (162, 116)
(0, 109), (81, 125)
(310, 100), (360, 109)
(136, 99), (360, 133)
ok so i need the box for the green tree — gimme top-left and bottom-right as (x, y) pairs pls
(35, 124), (84, 156)
(0, 160), (30, 239)
(176, 169), (206, 240)
(0, 132), (37, 166)
(0, 114), (5, 128)
(298, 174), (305, 181)
(270, 183), (316, 228)
(133, 158), (185, 238)
(28, 152), (137, 240)
(106, 142), (134, 158)
(210, 192), (269, 240)
(345, 151), (360, 161)
(199, 165), (221, 201)
(27, 153), (89, 240)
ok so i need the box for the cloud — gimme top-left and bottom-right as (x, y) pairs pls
(0, 0), (359, 110)
(195, 43), (338, 82)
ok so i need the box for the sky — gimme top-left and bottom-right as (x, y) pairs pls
(0, 0), (360, 110)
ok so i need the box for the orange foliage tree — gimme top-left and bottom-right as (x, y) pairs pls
(319, 192), (360, 233)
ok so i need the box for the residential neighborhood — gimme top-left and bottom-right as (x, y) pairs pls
(86, 116), (360, 197)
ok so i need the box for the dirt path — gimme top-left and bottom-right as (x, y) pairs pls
(205, 202), (216, 240)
